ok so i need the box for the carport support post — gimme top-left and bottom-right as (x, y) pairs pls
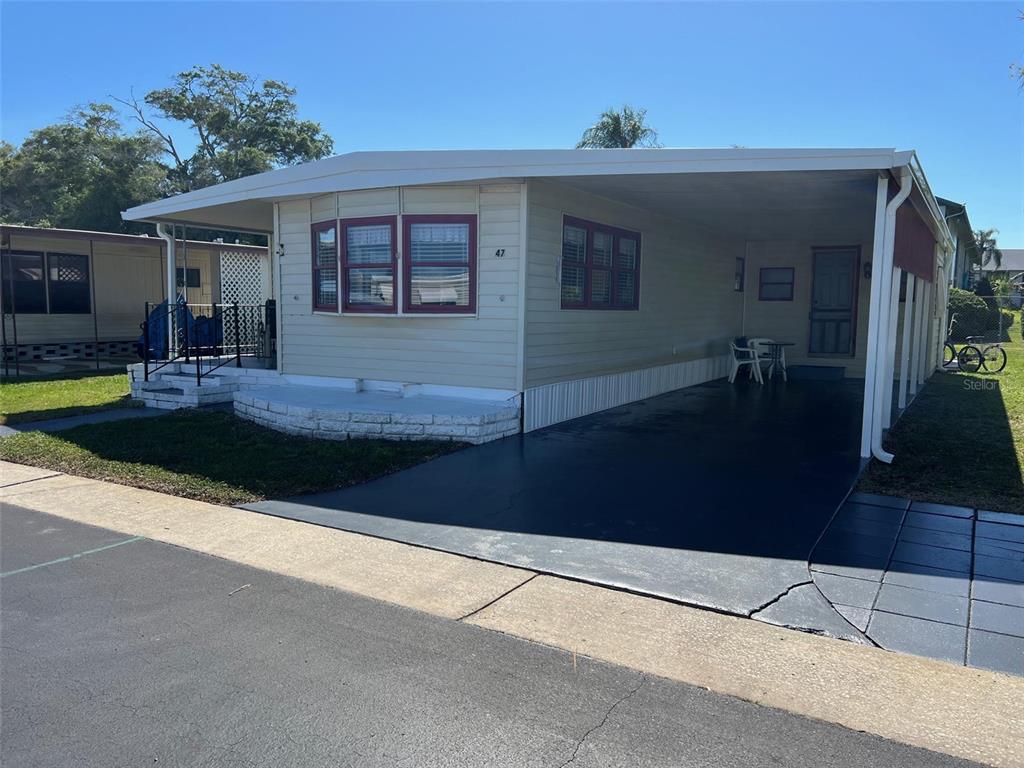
(882, 265), (901, 428)
(909, 277), (925, 396)
(860, 175), (890, 459)
(898, 273), (916, 409)
(919, 278), (932, 382)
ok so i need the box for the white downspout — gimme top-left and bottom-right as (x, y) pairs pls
(156, 223), (176, 357)
(898, 273), (916, 408)
(870, 167), (913, 463)
(860, 175), (889, 459)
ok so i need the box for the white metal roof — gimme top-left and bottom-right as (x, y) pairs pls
(122, 147), (920, 233)
(980, 248), (1024, 274)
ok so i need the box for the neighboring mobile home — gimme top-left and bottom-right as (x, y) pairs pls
(123, 148), (954, 462)
(0, 225), (270, 369)
(936, 197), (976, 291)
(978, 248), (1024, 307)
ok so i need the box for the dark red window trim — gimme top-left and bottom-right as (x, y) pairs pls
(758, 266), (795, 301)
(560, 215), (641, 310)
(340, 216), (397, 314)
(311, 220), (338, 312)
(402, 214), (477, 315)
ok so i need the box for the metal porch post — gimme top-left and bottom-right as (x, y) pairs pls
(143, 301), (150, 382)
(233, 302), (242, 367)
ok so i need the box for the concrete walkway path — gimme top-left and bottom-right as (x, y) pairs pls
(1, 460), (1021, 768)
(0, 406), (168, 437)
(811, 491), (1024, 676)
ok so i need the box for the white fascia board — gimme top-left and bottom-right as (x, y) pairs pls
(905, 151), (955, 249)
(123, 147), (905, 222)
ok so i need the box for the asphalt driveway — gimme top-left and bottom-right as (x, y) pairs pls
(245, 379), (865, 634)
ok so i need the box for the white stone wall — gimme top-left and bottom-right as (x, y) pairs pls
(233, 392), (520, 445)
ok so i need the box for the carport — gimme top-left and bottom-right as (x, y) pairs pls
(124, 147), (959, 637)
(245, 375), (867, 636)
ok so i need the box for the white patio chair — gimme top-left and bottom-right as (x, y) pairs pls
(749, 337), (786, 381)
(729, 340), (764, 384)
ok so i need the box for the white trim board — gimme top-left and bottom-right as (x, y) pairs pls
(523, 355), (730, 432)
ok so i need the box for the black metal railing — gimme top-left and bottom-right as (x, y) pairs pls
(140, 300), (275, 385)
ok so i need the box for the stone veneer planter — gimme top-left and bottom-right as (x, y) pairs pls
(233, 392), (520, 445)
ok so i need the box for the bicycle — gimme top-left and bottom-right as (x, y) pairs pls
(943, 314), (1007, 373)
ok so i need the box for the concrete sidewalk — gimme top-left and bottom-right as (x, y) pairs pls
(1, 460), (1022, 768)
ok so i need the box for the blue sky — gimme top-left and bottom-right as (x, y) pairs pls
(3, 1), (1022, 244)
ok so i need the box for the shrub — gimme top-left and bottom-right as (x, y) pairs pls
(948, 288), (991, 340)
(990, 308), (1016, 333)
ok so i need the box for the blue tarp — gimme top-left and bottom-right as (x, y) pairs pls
(137, 299), (223, 359)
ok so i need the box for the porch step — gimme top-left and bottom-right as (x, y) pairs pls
(145, 387), (185, 396)
(160, 374), (226, 389)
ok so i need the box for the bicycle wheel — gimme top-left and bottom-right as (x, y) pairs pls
(957, 345), (983, 373)
(982, 345), (1007, 373)
(943, 342), (957, 367)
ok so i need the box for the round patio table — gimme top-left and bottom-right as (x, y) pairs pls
(763, 341), (794, 381)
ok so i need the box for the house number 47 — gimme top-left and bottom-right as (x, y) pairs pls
(494, 249), (505, 258)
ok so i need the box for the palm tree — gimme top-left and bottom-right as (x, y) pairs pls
(576, 106), (661, 149)
(973, 228), (1002, 269)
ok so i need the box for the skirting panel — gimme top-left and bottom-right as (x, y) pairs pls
(523, 355), (730, 432)
(2, 339), (136, 361)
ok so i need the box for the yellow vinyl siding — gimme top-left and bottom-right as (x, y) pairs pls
(277, 185), (521, 390)
(523, 179), (744, 389)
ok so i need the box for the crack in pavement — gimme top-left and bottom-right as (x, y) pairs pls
(748, 580), (813, 617)
(0, 472), (63, 489)
(457, 572), (538, 621)
(557, 675), (646, 768)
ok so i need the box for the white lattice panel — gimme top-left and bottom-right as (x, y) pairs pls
(219, 251), (269, 305)
(219, 251), (270, 353)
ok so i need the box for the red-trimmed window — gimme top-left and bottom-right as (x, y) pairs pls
(311, 221), (338, 312)
(560, 216), (640, 310)
(341, 216), (397, 312)
(403, 214), (476, 314)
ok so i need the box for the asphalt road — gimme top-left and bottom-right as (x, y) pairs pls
(1, 504), (979, 768)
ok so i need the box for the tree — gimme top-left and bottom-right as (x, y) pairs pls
(0, 104), (166, 234)
(576, 106), (661, 149)
(1014, 12), (1023, 88)
(973, 228), (1002, 269)
(117, 64), (334, 193)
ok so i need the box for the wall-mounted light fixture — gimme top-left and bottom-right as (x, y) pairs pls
(863, 262), (872, 280)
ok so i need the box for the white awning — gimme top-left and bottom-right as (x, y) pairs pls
(123, 147), (921, 234)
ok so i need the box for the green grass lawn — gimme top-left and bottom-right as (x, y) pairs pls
(0, 371), (136, 425)
(0, 410), (463, 505)
(858, 341), (1024, 514)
